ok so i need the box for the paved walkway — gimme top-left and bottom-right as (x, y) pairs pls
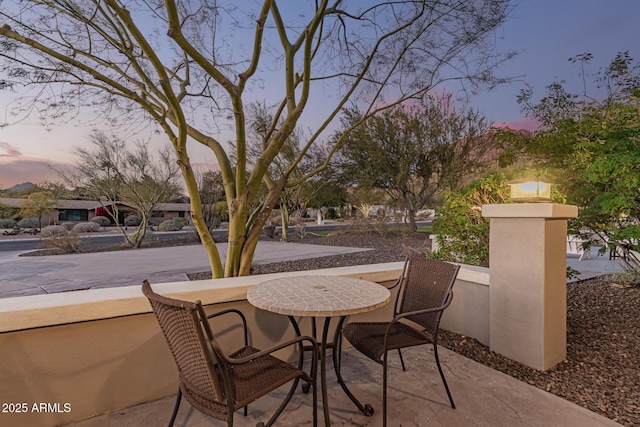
(0, 237), (625, 298)
(0, 241), (371, 298)
(567, 247), (626, 282)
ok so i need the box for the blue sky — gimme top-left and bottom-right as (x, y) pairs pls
(1, 0), (639, 188)
(474, 0), (640, 129)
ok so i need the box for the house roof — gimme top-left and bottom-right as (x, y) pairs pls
(156, 202), (191, 212)
(0, 198), (102, 210)
(0, 198), (191, 212)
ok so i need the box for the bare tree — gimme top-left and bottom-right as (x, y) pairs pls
(195, 169), (226, 233)
(61, 130), (181, 248)
(244, 101), (329, 241)
(0, 1), (514, 277)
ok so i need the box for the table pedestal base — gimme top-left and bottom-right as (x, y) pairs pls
(289, 316), (375, 426)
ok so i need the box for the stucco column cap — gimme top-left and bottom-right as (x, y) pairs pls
(482, 203), (578, 219)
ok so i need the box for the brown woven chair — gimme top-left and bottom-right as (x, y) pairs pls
(337, 257), (459, 426)
(142, 280), (318, 427)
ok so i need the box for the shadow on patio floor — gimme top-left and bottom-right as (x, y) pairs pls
(66, 346), (620, 427)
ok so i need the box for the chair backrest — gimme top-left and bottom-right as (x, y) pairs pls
(397, 258), (459, 334)
(142, 280), (225, 405)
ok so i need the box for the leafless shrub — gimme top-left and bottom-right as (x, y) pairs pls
(40, 230), (87, 253)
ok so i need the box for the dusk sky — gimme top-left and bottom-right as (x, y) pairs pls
(1, 0), (639, 189)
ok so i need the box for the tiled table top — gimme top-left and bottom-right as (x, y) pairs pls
(247, 275), (391, 317)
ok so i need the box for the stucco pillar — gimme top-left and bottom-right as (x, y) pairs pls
(481, 203), (578, 370)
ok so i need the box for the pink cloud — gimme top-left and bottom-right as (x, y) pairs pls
(0, 141), (22, 158)
(0, 142), (73, 188)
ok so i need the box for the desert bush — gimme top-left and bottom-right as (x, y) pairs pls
(173, 217), (188, 227)
(124, 215), (142, 226)
(17, 217), (39, 228)
(263, 224), (276, 238)
(158, 219), (183, 231)
(131, 227), (154, 241)
(295, 223), (308, 239)
(40, 230), (86, 253)
(90, 216), (111, 226)
(325, 208), (338, 219)
(433, 174), (510, 267)
(41, 225), (68, 237)
(148, 217), (165, 226)
(0, 218), (16, 229)
(61, 222), (75, 230)
(73, 222), (101, 233)
(214, 201), (229, 222)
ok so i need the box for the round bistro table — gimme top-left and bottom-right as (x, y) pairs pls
(247, 275), (391, 426)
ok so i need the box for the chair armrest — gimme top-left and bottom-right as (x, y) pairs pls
(386, 257), (410, 290)
(224, 335), (318, 365)
(386, 273), (403, 290)
(207, 308), (247, 323)
(206, 308), (249, 347)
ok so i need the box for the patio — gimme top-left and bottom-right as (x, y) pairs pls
(66, 345), (619, 427)
(1, 202), (627, 427)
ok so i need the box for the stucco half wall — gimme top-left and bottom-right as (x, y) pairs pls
(0, 262), (488, 427)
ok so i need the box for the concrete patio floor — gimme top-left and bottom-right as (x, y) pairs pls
(66, 346), (621, 427)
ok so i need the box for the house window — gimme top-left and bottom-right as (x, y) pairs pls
(151, 211), (164, 218)
(59, 209), (88, 221)
(178, 211), (185, 218)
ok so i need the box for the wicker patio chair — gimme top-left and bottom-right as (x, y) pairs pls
(142, 280), (318, 427)
(338, 257), (459, 426)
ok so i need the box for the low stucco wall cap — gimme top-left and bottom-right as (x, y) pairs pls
(481, 203), (578, 219)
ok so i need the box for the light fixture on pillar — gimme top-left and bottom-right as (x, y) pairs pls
(507, 178), (553, 203)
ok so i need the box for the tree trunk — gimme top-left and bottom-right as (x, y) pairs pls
(408, 210), (417, 233)
(280, 204), (290, 241)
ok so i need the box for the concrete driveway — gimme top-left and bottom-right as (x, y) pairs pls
(0, 241), (370, 298)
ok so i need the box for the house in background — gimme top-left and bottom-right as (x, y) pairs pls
(0, 198), (191, 226)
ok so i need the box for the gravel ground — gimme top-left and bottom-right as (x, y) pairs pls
(190, 230), (640, 426)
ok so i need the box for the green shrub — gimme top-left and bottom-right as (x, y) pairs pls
(73, 222), (101, 233)
(124, 215), (142, 226)
(91, 216), (111, 226)
(174, 217), (188, 227)
(158, 219), (183, 231)
(433, 174), (510, 267)
(148, 217), (165, 226)
(61, 222), (75, 230)
(325, 208), (338, 219)
(0, 218), (16, 229)
(214, 201), (229, 222)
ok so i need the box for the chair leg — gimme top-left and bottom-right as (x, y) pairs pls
(397, 348), (406, 371)
(382, 353), (388, 427)
(333, 318), (373, 417)
(168, 388), (182, 427)
(433, 343), (455, 408)
(265, 377), (301, 426)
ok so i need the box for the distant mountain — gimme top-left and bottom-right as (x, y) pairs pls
(0, 182), (37, 194)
